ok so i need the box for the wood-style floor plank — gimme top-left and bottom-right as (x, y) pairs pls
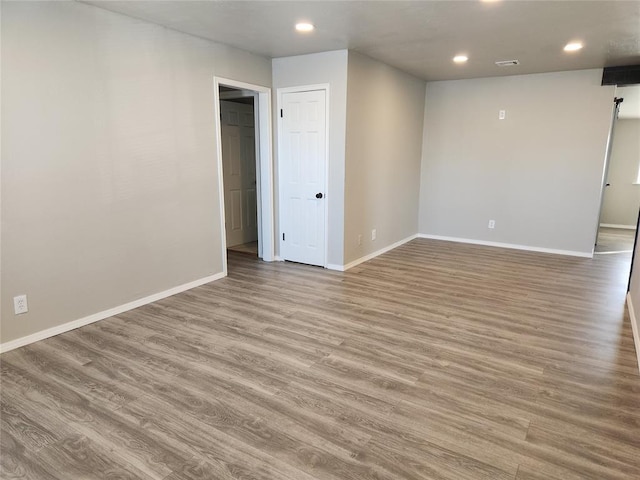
(1, 238), (639, 479)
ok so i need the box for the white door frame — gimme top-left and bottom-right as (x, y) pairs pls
(277, 84), (330, 267)
(593, 95), (623, 250)
(214, 77), (275, 273)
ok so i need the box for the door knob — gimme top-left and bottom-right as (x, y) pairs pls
(316, 192), (323, 199)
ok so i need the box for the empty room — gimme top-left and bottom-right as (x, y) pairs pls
(2, 1), (640, 479)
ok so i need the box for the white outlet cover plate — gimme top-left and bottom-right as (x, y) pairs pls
(14, 295), (28, 314)
(499, 110), (506, 120)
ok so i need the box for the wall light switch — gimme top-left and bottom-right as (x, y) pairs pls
(499, 110), (506, 120)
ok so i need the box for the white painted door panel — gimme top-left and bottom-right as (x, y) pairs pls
(280, 90), (326, 267)
(221, 101), (258, 248)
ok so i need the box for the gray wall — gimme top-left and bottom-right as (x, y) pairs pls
(344, 52), (425, 264)
(1, 2), (271, 344)
(617, 86), (640, 119)
(419, 69), (615, 255)
(601, 119), (640, 227)
(272, 50), (349, 267)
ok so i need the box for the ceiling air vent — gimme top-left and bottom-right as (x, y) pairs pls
(495, 60), (520, 67)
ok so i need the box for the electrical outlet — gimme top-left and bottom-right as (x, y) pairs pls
(499, 110), (506, 120)
(488, 220), (496, 229)
(14, 295), (28, 315)
(371, 229), (377, 241)
(358, 234), (362, 246)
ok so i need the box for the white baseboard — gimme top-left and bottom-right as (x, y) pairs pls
(0, 271), (227, 354)
(326, 263), (345, 271)
(594, 250), (633, 255)
(600, 223), (636, 230)
(328, 234), (419, 272)
(626, 293), (640, 374)
(416, 234), (593, 258)
(274, 255), (284, 262)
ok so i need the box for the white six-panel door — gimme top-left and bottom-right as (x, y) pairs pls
(280, 89), (327, 267)
(220, 101), (258, 247)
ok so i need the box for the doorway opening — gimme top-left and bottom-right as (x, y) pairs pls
(220, 87), (259, 257)
(595, 85), (640, 257)
(214, 77), (274, 274)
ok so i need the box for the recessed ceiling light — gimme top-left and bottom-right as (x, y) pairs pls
(453, 55), (469, 64)
(564, 42), (583, 52)
(295, 22), (315, 33)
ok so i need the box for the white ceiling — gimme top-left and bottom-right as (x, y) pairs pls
(84, 0), (640, 82)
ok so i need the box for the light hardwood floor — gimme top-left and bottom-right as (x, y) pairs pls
(595, 227), (635, 254)
(1, 238), (639, 479)
(227, 241), (259, 256)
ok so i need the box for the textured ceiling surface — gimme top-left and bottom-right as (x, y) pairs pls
(84, 1), (640, 81)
